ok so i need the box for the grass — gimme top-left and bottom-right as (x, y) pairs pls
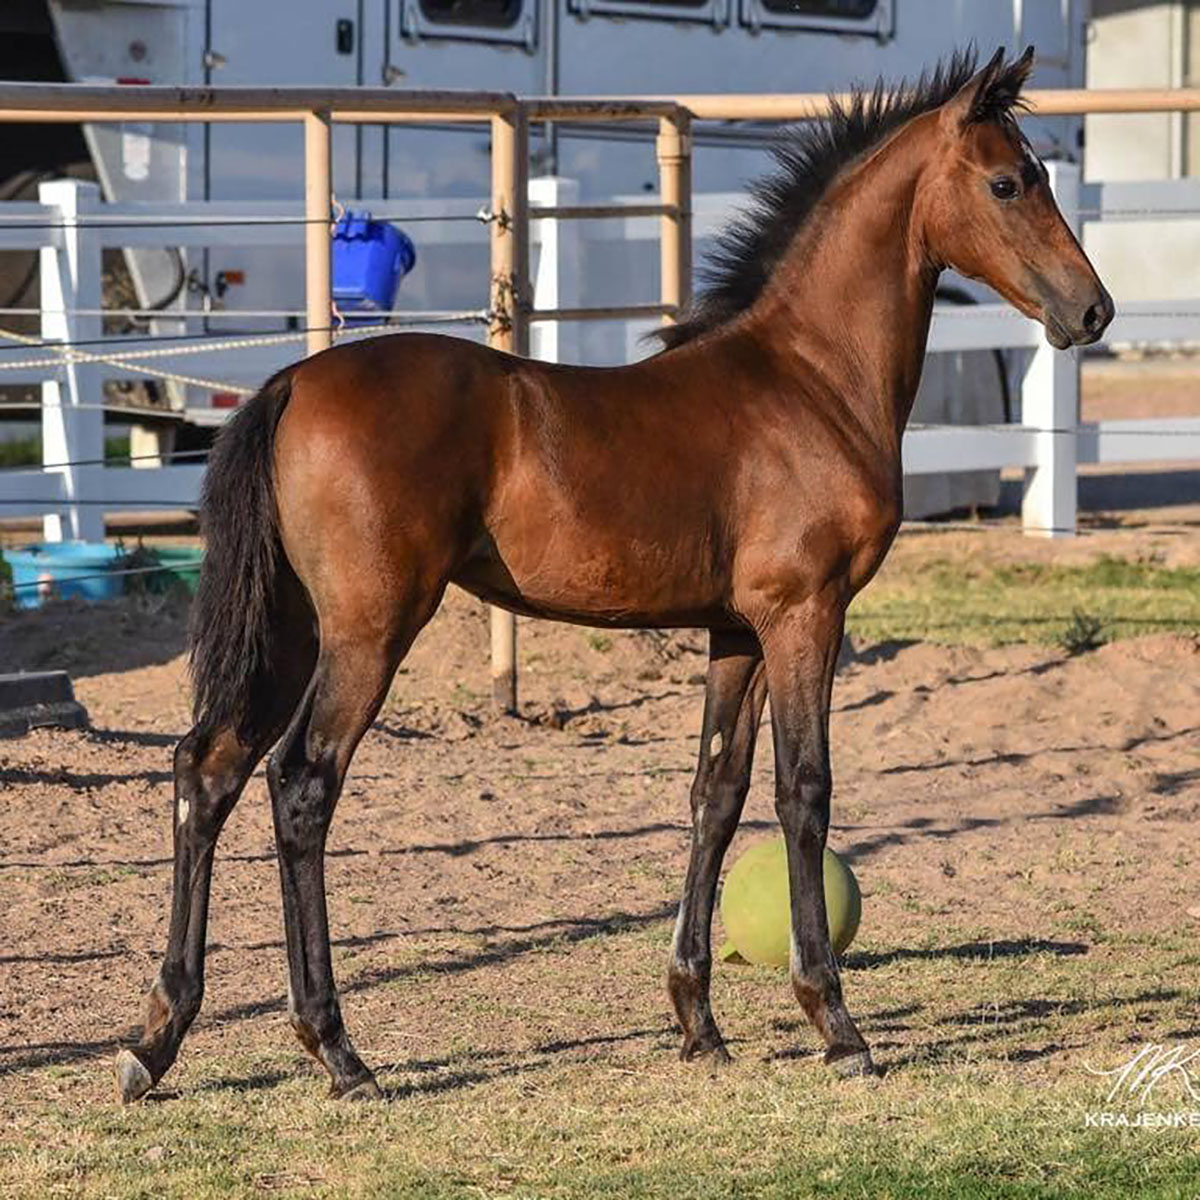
(0, 434), (132, 469)
(4, 1071), (1196, 1198)
(847, 555), (1200, 647)
(2, 922), (1197, 1199)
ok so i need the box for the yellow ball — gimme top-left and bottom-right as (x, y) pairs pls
(719, 836), (861, 967)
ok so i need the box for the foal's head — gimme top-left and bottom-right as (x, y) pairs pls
(919, 47), (1114, 348)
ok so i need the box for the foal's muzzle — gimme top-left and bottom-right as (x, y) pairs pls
(1044, 284), (1115, 349)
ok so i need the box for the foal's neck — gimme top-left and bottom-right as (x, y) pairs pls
(745, 121), (939, 454)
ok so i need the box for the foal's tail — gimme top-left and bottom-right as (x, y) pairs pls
(190, 368), (296, 740)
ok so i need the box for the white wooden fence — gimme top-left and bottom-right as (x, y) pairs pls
(1, 162), (1199, 541)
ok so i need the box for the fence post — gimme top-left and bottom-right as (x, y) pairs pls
(657, 110), (693, 324)
(488, 105), (529, 714)
(529, 175), (582, 366)
(1021, 159), (1080, 538)
(304, 110), (333, 357)
(39, 178), (104, 544)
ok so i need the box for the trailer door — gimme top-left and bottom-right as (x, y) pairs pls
(202, 0), (364, 330)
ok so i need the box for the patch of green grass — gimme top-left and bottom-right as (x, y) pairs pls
(3, 1057), (1196, 1199)
(1058, 610), (1105, 656)
(0, 434), (131, 468)
(848, 555), (1200, 646)
(41, 865), (141, 892)
(3, 921), (1197, 1200)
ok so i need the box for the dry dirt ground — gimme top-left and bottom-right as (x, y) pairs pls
(1, 556), (1197, 1107)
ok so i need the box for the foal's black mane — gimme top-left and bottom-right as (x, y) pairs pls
(659, 46), (1032, 349)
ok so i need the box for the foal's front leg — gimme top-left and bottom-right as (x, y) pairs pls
(760, 592), (876, 1076)
(669, 629), (767, 1063)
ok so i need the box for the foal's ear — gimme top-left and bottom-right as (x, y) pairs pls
(942, 45), (1035, 131)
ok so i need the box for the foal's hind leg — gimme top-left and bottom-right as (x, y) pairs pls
(266, 609), (430, 1099)
(115, 722), (283, 1101)
(116, 605), (316, 1102)
(669, 630), (767, 1064)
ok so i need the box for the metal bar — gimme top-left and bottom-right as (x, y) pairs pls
(0, 110), (312, 124)
(39, 179), (104, 544)
(0, 110), (502, 125)
(511, 111), (531, 359)
(531, 203), (676, 220)
(0, 82), (515, 118)
(0, 109), (484, 125)
(0, 467), (68, 518)
(657, 112), (693, 327)
(84, 464), (205, 509)
(1020, 162), (1079, 538)
(304, 111), (332, 357)
(1075, 178), (1200, 221)
(0, 307), (487, 322)
(1103, 300), (1200, 342)
(927, 305), (1044, 352)
(1077, 417), (1200, 464)
(487, 108), (528, 716)
(331, 110), (498, 125)
(489, 114), (516, 353)
(656, 87), (1200, 121)
(902, 425), (1039, 475)
(523, 98), (682, 121)
(2, 86), (1200, 129)
(1025, 86), (1200, 115)
(527, 303), (675, 322)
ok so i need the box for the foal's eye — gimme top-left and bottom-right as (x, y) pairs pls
(990, 176), (1019, 201)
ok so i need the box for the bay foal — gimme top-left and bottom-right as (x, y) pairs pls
(116, 48), (1112, 1101)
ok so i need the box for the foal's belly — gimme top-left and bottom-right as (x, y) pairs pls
(451, 527), (734, 630)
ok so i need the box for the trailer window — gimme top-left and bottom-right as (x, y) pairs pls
(740, 0), (890, 34)
(400, 0), (534, 46)
(567, 0), (728, 23)
(759, 0), (875, 14)
(418, 0), (522, 26)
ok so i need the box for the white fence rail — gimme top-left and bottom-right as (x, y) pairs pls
(1, 163), (1198, 541)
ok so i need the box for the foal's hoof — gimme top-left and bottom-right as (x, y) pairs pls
(114, 1049), (154, 1104)
(681, 1037), (732, 1069)
(334, 1074), (384, 1102)
(827, 1048), (880, 1080)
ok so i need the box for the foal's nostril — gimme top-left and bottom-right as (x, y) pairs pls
(1082, 303), (1102, 333)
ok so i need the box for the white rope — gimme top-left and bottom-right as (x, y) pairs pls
(0, 315), (494, 395)
(0, 346), (256, 396)
(0, 322), (303, 364)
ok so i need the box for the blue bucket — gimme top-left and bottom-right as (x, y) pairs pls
(332, 211), (417, 325)
(4, 541), (126, 609)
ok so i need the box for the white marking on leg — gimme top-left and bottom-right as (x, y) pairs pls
(176, 795), (189, 826)
(709, 731), (723, 759)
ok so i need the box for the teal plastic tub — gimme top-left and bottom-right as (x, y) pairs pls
(146, 546), (204, 595)
(4, 541), (125, 609)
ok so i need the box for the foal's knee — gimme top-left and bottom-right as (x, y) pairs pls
(774, 765), (831, 846)
(690, 743), (751, 831)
